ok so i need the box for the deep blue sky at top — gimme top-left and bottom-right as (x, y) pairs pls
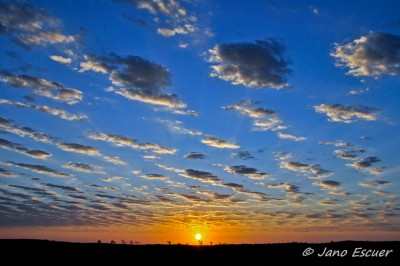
(0, 0), (399, 239)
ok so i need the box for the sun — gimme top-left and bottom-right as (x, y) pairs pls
(195, 233), (202, 241)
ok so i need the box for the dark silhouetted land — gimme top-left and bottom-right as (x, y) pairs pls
(0, 239), (399, 265)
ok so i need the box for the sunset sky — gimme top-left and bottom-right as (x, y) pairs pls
(0, 0), (400, 244)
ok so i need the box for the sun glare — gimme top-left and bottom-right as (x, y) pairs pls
(195, 233), (202, 241)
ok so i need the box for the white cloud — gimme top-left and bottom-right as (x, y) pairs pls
(224, 101), (285, 131)
(314, 104), (378, 123)
(178, 42), (189, 48)
(79, 60), (109, 74)
(201, 137), (240, 149)
(157, 28), (176, 37)
(114, 0), (197, 38)
(104, 156), (127, 165)
(180, 169), (220, 184)
(359, 180), (389, 188)
(0, 2), (77, 47)
(0, 72), (83, 105)
(277, 132), (306, 141)
(50, 55), (72, 64)
(89, 132), (177, 154)
(0, 137), (52, 159)
(0, 99), (87, 121)
(142, 174), (168, 180)
(209, 39), (291, 89)
(116, 89), (186, 109)
(6, 161), (71, 178)
(102, 176), (124, 182)
(172, 109), (199, 116)
(57, 143), (100, 156)
(346, 156), (382, 175)
(314, 180), (341, 190)
(332, 32), (400, 77)
(18, 32), (75, 45)
(63, 162), (104, 174)
(79, 54), (186, 109)
(281, 161), (331, 179)
(225, 165), (268, 180)
(319, 140), (350, 147)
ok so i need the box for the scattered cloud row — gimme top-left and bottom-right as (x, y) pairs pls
(88, 132), (177, 154)
(0, 116), (126, 165)
(0, 137), (51, 159)
(114, 0), (197, 39)
(0, 98), (86, 121)
(0, 1), (77, 48)
(0, 72), (83, 104)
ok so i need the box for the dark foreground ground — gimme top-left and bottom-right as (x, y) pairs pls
(0, 239), (399, 265)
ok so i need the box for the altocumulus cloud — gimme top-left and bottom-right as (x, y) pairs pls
(314, 104), (378, 123)
(0, 72), (83, 104)
(332, 32), (400, 77)
(0, 137), (51, 159)
(314, 180), (342, 190)
(184, 152), (205, 159)
(0, 116), (126, 166)
(346, 156), (382, 175)
(225, 165), (268, 180)
(5, 161), (71, 178)
(208, 39), (291, 89)
(201, 137), (240, 149)
(0, 98), (87, 121)
(0, 1), (76, 47)
(88, 132), (177, 154)
(223, 100), (286, 131)
(181, 169), (220, 184)
(62, 162), (104, 174)
(79, 54), (186, 109)
(281, 161), (331, 179)
(113, 0), (197, 38)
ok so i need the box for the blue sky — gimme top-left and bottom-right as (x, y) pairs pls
(0, 0), (399, 243)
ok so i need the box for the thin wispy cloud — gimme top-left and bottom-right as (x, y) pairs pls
(5, 161), (71, 178)
(0, 99), (86, 121)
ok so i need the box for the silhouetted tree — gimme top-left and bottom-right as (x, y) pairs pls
(210, 242), (213, 245)
(129, 240), (133, 245)
(97, 240), (101, 244)
(121, 240), (126, 244)
(111, 240), (116, 244)
(167, 241), (171, 245)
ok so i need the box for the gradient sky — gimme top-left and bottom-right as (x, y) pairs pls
(0, 0), (400, 244)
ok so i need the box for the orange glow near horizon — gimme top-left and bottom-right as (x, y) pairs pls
(1, 226), (400, 244)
